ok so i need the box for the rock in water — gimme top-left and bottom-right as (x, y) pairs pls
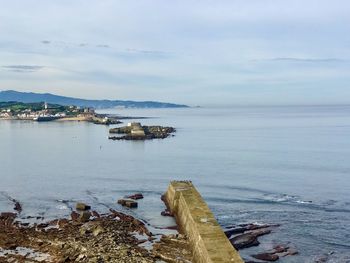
(76, 202), (91, 211)
(109, 124), (175, 140)
(161, 210), (173, 217)
(252, 252), (279, 261)
(117, 199), (138, 208)
(227, 223), (273, 250)
(126, 193), (144, 200)
(249, 228), (271, 237)
(14, 201), (22, 213)
(273, 245), (288, 253)
(230, 233), (260, 249)
(125, 200), (138, 208)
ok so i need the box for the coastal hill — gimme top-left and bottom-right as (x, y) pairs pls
(0, 90), (188, 109)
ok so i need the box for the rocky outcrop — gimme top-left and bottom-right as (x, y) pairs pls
(0, 207), (193, 262)
(92, 116), (122, 125)
(226, 223), (276, 250)
(117, 199), (138, 208)
(1, 193), (22, 214)
(252, 252), (279, 261)
(250, 245), (299, 262)
(225, 223), (299, 262)
(75, 202), (91, 211)
(109, 124), (175, 140)
(125, 193), (144, 200)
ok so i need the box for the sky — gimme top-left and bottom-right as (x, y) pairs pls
(0, 0), (349, 106)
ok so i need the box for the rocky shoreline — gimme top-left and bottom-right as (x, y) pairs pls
(1, 191), (339, 263)
(224, 223), (298, 262)
(0, 190), (302, 263)
(0, 194), (192, 263)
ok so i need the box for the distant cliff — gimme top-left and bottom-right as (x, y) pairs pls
(0, 90), (189, 109)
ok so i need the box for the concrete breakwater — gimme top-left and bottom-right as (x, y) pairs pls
(164, 181), (244, 263)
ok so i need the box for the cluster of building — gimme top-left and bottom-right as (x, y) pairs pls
(77, 107), (96, 118)
(0, 103), (100, 122)
(0, 108), (12, 118)
(0, 102), (68, 120)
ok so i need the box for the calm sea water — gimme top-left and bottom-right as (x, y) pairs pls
(1, 106), (350, 262)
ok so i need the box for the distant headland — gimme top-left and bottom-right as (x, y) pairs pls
(0, 90), (189, 109)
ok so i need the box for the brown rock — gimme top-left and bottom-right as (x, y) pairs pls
(4, 242), (18, 250)
(164, 225), (178, 230)
(76, 202), (91, 211)
(225, 223), (277, 238)
(58, 219), (69, 228)
(71, 211), (79, 221)
(252, 252), (279, 261)
(37, 223), (49, 228)
(248, 228), (271, 237)
(161, 194), (166, 202)
(48, 219), (59, 226)
(125, 200), (138, 208)
(14, 201), (22, 213)
(117, 199), (126, 205)
(91, 211), (100, 218)
(132, 218), (144, 226)
(161, 210), (173, 217)
(126, 193), (144, 200)
(225, 227), (248, 237)
(79, 211), (91, 222)
(0, 212), (17, 219)
(273, 245), (288, 253)
(230, 233), (260, 250)
(118, 199), (138, 208)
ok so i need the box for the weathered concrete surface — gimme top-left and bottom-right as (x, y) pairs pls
(164, 181), (244, 263)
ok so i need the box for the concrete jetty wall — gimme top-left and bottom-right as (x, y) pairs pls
(164, 181), (244, 263)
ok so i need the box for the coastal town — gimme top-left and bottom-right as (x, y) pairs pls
(0, 101), (177, 140)
(0, 101), (121, 125)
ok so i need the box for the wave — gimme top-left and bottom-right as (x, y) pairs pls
(206, 195), (350, 214)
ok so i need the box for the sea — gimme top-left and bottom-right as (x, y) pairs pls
(1, 105), (350, 262)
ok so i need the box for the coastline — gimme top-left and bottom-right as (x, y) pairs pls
(0, 182), (298, 263)
(0, 204), (192, 263)
(0, 115), (121, 125)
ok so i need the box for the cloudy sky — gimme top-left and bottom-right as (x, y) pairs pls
(0, 0), (349, 106)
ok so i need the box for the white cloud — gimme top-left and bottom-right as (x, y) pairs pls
(0, 0), (349, 105)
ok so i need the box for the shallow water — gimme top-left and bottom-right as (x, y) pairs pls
(1, 106), (350, 262)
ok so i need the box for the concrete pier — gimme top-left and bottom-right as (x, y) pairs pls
(164, 181), (244, 263)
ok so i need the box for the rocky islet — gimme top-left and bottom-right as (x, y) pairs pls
(109, 123), (176, 141)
